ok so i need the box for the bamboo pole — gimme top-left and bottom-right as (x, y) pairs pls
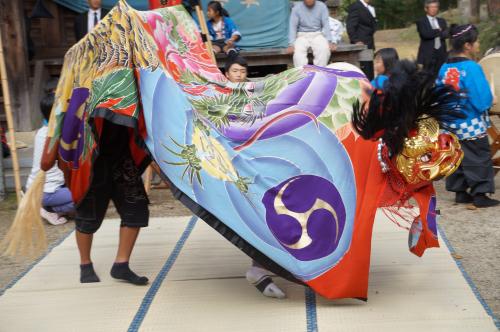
(0, 131), (4, 200)
(0, 28), (22, 204)
(194, 3), (216, 64)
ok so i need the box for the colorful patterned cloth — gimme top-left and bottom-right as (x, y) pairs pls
(42, 1), (440, 300)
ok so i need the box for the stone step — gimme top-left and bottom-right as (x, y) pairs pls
(2, 151), (34, 169)
(3, 168), (30, 192)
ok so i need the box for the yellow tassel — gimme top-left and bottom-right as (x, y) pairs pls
(1, 171), (48, 258)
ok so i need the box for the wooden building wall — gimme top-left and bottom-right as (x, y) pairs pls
(0, 0), (78, 131)
(1, 0), (32, 131)
(24, 0), (78, 60)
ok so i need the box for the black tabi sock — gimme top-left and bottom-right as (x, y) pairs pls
(110, 262), (149, 285)
(80, 263), (100, 283)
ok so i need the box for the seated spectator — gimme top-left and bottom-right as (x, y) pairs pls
(288, 0), (337, 68)
(26, 93), (75, 225)
(328, 4), (345, 45)
(206, 1), (241, 56)
(371, 48), (399, 89)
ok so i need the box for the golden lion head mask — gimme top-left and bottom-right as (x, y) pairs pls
(395, 117), (463, 185)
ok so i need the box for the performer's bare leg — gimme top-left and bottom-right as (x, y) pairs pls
(76, 231), (100, 283)
(110, 226), (149, 285)
(115, 226), (140, 263)
(76, 231), (93, 264)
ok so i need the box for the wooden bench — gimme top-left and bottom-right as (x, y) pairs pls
(30, 44), (371, 118)
(32, 44), (370, 92)
(215, 43), (371, 69)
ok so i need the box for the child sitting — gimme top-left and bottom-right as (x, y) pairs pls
(371, 48), (399, 90)
(26, 92), (75, 225)
(206, 1), (241, 56)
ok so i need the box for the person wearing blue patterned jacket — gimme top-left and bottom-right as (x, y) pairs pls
(206, 1), (241, 56)
(437, 24), (499, 208)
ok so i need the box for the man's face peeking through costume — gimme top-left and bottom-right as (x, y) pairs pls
(395, 117), (463, 185)
(225, 63), (248, 83)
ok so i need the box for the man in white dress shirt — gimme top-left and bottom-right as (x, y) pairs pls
(74, 0), (109, 42)
(346, 0), (377, 80)
(416, 0), (449, 72)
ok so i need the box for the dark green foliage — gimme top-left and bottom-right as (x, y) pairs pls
(338, 0), (457, 29)
(478, 16), (500, 54)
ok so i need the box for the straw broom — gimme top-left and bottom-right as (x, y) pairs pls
(0, 28), (47, 257)
(1, 171), (47, 257)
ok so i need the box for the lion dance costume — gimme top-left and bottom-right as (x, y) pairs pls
(5, 1), (464, 300)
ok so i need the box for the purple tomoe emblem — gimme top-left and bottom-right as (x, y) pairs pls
(427, 196), (437, 237)
(262, 175), (346, 261)
(59, 87), (89, 167)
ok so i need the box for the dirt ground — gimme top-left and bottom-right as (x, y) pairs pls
(434, 179), (500, 317)
(1, 177), (499, 319)
(375, 27), (420, 59)
(374, 28), (500, 316)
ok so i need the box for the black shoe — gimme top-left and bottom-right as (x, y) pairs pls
(226, 48), (239, 59)
(473, 194), (500, 208)
(455, 191), (473, 203)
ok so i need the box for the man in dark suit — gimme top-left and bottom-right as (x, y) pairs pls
(74, 0), (109, 42)
(416, 0), (448, 73)
(346, 0), (377, 80)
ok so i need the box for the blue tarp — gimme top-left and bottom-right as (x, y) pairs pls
(53, 0), (290, 48)
(200, 0), (290, 49)
(53, 0), (149, 13)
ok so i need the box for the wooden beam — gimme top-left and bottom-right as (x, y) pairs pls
(41, 1), (61, 48)
(0, 0), (33, 131)
(30, 59), (48, 128)
(214, 45), (367, 69)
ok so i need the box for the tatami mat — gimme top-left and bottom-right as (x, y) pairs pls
(0, 217), (188, 332)
(316, 217), (497, 332)
(139, 219), (307, 332)
(0, 214), (497, 331)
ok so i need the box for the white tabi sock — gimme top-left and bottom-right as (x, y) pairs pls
(246, 266), (286, 299)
